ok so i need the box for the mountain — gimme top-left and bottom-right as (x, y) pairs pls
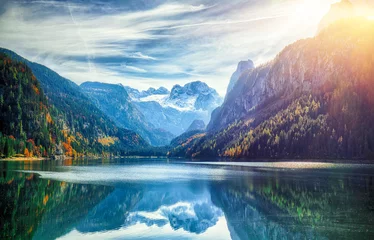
(169, 17), (374, 159)
(317, 0), (354, 34)
(80, 82), (174, 146)
(186, 120), (206, 132)
(125, 86), (170, 99)
(168, 81), (221, 111)
(0, 48), (150, 158)
(169, 130), (205, 156)
(128, 81), (223, 136)
(226, 60), (255, 95)
(168, 119), (206, 152)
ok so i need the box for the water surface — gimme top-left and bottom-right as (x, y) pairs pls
(1, 158), (374, 239)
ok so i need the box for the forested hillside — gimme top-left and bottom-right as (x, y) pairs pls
(0, 52), (151, 158)
(169, 18), (374, 159)
(0, 54), (59, 157)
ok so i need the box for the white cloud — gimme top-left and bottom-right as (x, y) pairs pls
(122, 64), (148, 73)
(130, 52), (158, 60)
(0, 0), (338, 96)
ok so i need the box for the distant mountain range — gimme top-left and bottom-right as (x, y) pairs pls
(80, 82), (174, 146)
(125, 81), (222, 136)
(79, 80), (222, 145)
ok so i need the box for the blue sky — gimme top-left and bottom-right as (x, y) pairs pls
(0, 0), (343, 95)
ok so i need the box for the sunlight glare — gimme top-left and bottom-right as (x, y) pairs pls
(293, 0), (337, 25)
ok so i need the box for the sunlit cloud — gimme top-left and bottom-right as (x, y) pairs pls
(159, 14), (292, 30)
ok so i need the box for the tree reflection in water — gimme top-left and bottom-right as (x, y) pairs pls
(211, 167), (374, 239)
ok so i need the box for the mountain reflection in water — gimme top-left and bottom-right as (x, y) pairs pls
(0, 159), (373, 240)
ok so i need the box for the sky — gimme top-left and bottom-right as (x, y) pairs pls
(0, 0), (348, 95)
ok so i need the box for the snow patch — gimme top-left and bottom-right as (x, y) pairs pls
(136, 94), (168, 103)
(135, 93), (200, 112)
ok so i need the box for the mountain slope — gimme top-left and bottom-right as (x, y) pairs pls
(170, 18), (374, 159)
(186, 120), (206, 132)
(209, 17), (374, 132)
(80, 82), (174, 146)
(0, 48), (149, 157)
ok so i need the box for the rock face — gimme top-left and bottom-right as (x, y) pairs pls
(317, 0), (354, 34)
(186, 120), (206, 132)
(128, 81), (222, 136)
(207, 62), (270, 132)
(81, 82), (174, 146)
(226, 60), (255, 95)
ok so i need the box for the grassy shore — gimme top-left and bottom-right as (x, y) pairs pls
(0, 157), (48, 161)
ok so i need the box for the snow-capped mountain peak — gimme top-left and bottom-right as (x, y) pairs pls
(128, 81), (222, 112)
(125, 81), (223, 135)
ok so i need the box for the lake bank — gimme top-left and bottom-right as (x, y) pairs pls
(0, 157), (48, 161)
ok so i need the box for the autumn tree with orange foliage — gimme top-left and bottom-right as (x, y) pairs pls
(24, 148), (30, 158)
(62, 137), (73, 157)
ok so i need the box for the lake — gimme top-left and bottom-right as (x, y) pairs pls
(1, 158), (374, 240)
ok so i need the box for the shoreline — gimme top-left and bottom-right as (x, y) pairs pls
(188, 158), (374, 164)
(184, 161), (374, 169)
(0, 157), (49, 161)
(1, 156), (373, 164)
